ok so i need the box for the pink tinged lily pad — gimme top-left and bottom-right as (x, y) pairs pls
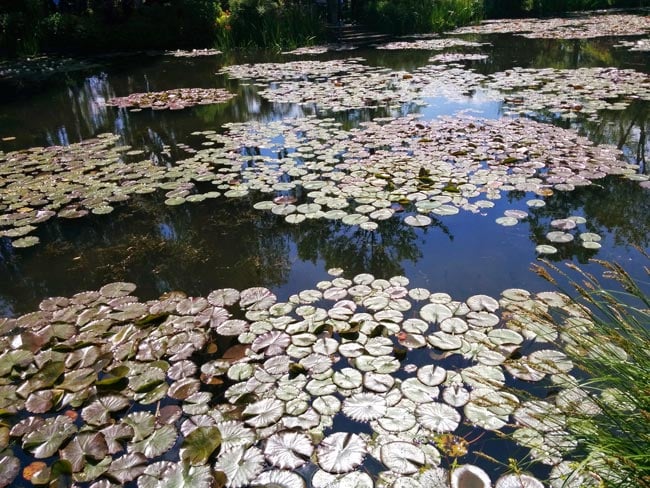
(207, 288), (240, 306)
(60, 432), (109, 472)
(550, 218), (577, 230)
(316, 432), (367, 474)
(243, 398), (284, 428)
(240, 287), (276, 310)
(251, 330), (291, 356)
(0, 455), (19, 487)
(107, 452), (148, 484)
(253, 470), (307, 488)
(546, 231), (574, 243)
(100, 282), (137, 298)
(416, 402), (461, 432)
(343, 392), (387, 421)
(264, 432), (314, 469)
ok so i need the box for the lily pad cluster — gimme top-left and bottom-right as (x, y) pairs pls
(166, 49), (223, 57)
(224, 58), (485, 112)
(282, 45), (357, 55)
(0, 271), (614, 487)
(256, 68), (420, 112)
(377, 39), (488, 50)
(0, 134), (217, 248)
(220, 58), (370, 82)
(537, 215), (603, 254)
(190, 114), (633, 231)
(451, 13), (650, 39)
(105, 88), (236, 111)
(429, 53), (489, 63)
(485, 67), (650, 120)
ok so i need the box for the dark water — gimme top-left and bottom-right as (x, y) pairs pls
(0, 34), (648, 318)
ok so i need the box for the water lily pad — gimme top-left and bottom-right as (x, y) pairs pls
(535, 244), (557, 254)
(11, 236), (40, 248)
(416, 402), (461, 432)
(253, 470), (306, 488)
(380, 441), (426, 474)
(343, 392), (387, 421)
(317, 432), (367, 474)
(264, 432), (314, 469)
(215, 446), (264, 488)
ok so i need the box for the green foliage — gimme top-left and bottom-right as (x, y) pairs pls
(484, 0), (649, 17)
(361, 0), (482, 35)
(223, 0), (325, 50)
(1, 0), (219, 56)
(0, 0), (47, 55)
(531, 258), (650, 487)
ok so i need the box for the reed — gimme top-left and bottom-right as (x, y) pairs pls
(530, 257), (650, 487)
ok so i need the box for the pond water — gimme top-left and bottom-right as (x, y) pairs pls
(1, 34), (648, 318)
(0, 14), (649, 488)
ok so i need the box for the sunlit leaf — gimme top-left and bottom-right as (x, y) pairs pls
(264, 432), (314, 469)
(317, 432), (367, 474)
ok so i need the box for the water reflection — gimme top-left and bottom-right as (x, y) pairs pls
(0, 32), (649, 316)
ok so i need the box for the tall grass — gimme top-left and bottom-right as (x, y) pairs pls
(430, 0), (484, 32)
(362, 0), (483, 35)
(530, 257), (650, 487)
(220, 0), (325, 51)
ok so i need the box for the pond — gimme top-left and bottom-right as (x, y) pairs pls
(0, 11), (648, 488)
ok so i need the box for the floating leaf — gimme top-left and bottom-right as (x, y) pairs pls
(251, 330), (291, 356)
(317, 433), (367, 474)
(264, 432), (314, 469)
(60, 432), (109, 472)
(252, 470), (306, 488)
(380, 441), (426, 474)
(215, 446), (264, 488)
(0, 455), (20, 487)
(217, 421), (256, 452)
(130, 424), (177, 458)
(343, 392), (387, 421)
(108, 453), (148, 484)
(138, 462), (215, 488)
(181, 426), (222, 465)
(243, 398), (284, 428)
(416, 401), (461, 433)
(23, 415), (77, 458)
(100, 282), (137, 298)
(240, 287), (276, 310)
